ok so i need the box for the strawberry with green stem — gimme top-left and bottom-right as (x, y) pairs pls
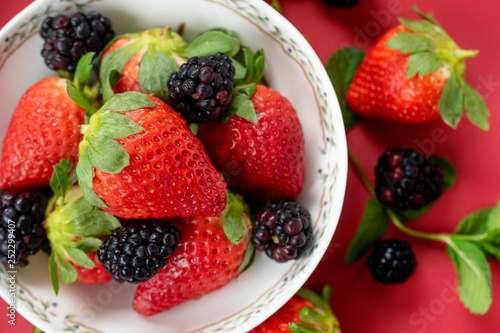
(346, 147), (500, 315)
(249, 286), (341, 333)
(331, 7), (489, 130)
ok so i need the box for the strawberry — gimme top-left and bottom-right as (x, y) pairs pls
(75, 91), (227, 219)
(132, 192), (251, 316)
(73, 251), (112, 284)
(198, 84), (305, 204)
(0, 76), (85, 190)
(345, 8), (489, 130)
(99, 27), (187, 101)
(44, 184), (120, 294)
(249, 286), (341, 333)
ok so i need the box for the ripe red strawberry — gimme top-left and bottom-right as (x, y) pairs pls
(198, 84), (305, 203)
(0, 77), (85, 190)
(132, 193), (251, 316)
(76, 91), (227, 219)
(345, 8), (489, 130)
(249, 286), (341, 333)
(73, 251), (112, 284)
(100, 27), (186, 100)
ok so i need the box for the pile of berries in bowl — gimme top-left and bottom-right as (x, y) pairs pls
(0, 0), (347, 332)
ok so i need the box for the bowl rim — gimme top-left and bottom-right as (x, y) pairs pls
(0, 0), (348, 332)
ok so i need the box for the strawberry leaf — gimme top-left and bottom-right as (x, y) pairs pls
(398, 18), (445, 40)
(138, 47), (178, 100)
(50, 159), (73, 203)
(76, 149), (93, 188)
(439, 72), (465, 129)
(223, 191), (246, 245)
(48, 252), (59, 295)
(224, 94), (258, 124)
(95, 112), (144, 139)
(464, 83), (490, 131)
(102, 91), (156, 112)
(188, 123), (199, 136)
(87, 135), (130, 174)
(67, 81), (93, 111)
(325, 47), (365, 130)
(79, 182), (107, 208)
(405, 52), (443, 79)
(386, 31), (437, 54)
(73, 237), (102, 253)
(181, 31), (240, 58)
(55, 250), (78, 284)
(73, 52), (94, 91)
(102, 69), (123, 102)
(238, 242), (256, 274)
(233, 83), (257, 98)
(67, 209), (120, 237)
(446, 240), (492, 314)
(345, 199), (389, 264)
(65, 246), (95, 269)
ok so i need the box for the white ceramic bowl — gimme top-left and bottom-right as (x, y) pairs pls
(0, 0), (347, 332)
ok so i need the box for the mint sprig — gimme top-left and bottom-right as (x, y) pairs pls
(346, 147), (499, 315)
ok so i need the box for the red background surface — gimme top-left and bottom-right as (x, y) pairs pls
(1, 0), (500, 332)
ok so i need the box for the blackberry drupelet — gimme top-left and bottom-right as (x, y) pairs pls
(321, 0), (360, 8)
(251, 200), (313, 263)
(97, 219), (179, 284)
(366, 239), (417, 284)
(40, 11), (114, 72)
(0, 189), (49, 267)
(375, 148), (444, 211)
(167, 52), (235, 123)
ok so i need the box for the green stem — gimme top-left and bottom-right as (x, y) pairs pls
(347, 147), (376, 198)
(455, 49), (479, 60)
(386, 208), (449, 242)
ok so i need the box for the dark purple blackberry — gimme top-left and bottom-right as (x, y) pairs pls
(321, 0), (359, 7)
(366, 239), (416, 284)
(40, 11), (114, 72)
(167, 53), (235, 123)
(251, 200), (313, 263)
(0, 189), (49, 267)
(375, 148), (444, 211)
(97, 219), (179, 284)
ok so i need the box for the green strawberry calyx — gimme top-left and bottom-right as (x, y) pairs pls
(100, 27), (188, 102)
(44, 183), (120, 295)
(289, 286), (341, 333)
(76, 91), (155, 208)
(386, 7), (490, 130)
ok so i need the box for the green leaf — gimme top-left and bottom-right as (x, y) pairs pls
(76, 149), (93, 188)
(396, 203), (432, 222)
(65, 246), (95, 269)
(55, 250), (78, 285)
(398, 18), (442, 37)
(223, 192), (245, 245)
(226, 94), (258, 123)
(325, 47), (365, 130)
(486, 201), (500, 231)
(405, 52), (443, 79)
(454, 208), (492, 236)
(100, 41), (143, 102)
(79, 182), (107, 208)
(95, 112), (144, 139)
(102, 69), (123, 102)
(250, 49), (265, 84)
(67, 81), (92, 110)
(138, 47), (178, 100)
(188, 122), (199, 136)
(237, 243), (256, 274)
(480, 230), (500, 261)
(232, 57), (246, 81)
(84, 107), (98, 124)
(181, 31), (240, 58)
(73, 237), (102, 253)
(386, 31), (437, 54)
(67, 209), (120, 237)
(50, 159), (73, 202)
(439, 72), (465, 129)
(87, 135), (130, 174)
(48, 251), (59, 295)
(446, 240), (492, 314)
(345, 199), (390, 264)
(429, 155), (456, 189)
(73, 52), (94, 91)
(102, 91), (156, 112)
(233, 83), (257, 98)
(289, 323), (323, 333)
(464, 83), (490, 131)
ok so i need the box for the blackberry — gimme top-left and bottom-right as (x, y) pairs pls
(375, 148), (444, 211)
(40, 11), (114, 72)
(321, 0), (359, 8)
(97, 219), (179, 284)
(366, 239), (416, 284)
(167, 52), (235, 123)
(251, 200), (313, 263)
(0, 189), (49, 267)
